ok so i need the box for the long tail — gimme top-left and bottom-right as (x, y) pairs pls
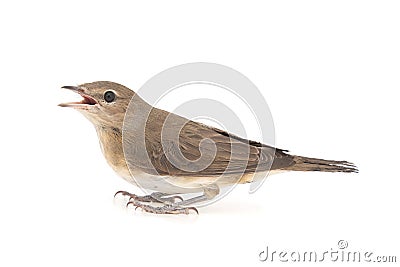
(286, 155), (358, 173)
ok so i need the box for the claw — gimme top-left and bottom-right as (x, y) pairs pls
(114, 190), (129, 198)
(126, 201), (134, 208)
(127, 200), (145, 212)
(115, 191), (138, 200)
(187, 207), (199, 215)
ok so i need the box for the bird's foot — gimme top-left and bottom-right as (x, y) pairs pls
(127, 199), (199, 215)
(114, 191), (183, 205)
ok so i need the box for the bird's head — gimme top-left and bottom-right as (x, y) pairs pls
(59, 81), (136, 128)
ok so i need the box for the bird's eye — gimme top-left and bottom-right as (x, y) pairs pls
(104, 91), (116, 103)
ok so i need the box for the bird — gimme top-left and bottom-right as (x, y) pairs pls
(59, 81), (357, 215)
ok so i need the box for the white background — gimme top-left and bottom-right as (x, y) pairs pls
(0, 1), (399, 266)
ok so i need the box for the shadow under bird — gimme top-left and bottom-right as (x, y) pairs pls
(59, 81), (357, 214)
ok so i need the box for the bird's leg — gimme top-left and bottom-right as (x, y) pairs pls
(175, 183), (220, 206)
(126, 184), (220, 215)
(114, 191), (182, 204)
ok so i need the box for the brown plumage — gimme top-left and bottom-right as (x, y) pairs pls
(59, 81), (357, 214)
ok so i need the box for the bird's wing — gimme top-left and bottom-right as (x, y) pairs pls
(131, 108), (295, 177)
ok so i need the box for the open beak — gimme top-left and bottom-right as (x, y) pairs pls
(59, 85), (98, 109)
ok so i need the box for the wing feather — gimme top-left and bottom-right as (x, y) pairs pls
(134, 108), (295, 177)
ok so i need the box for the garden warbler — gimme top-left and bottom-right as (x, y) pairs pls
(59, 81), (357, 214)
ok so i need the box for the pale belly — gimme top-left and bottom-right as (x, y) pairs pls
(118, 167), (285, 194)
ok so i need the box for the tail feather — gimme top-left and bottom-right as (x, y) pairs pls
(286, 155), (358, 173)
